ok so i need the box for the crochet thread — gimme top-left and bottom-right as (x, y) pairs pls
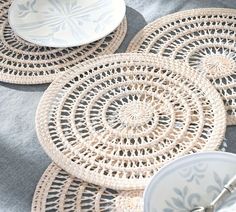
(127, 8), (236, 125)
(36, 53), (226, 190)
(0, 1), (127, 84)
(32, 163), (143, 212)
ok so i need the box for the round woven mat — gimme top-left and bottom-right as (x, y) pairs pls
(127, 8), (236, 125)
(0, 2), (127, 84)
(36, 53), (226, 190)
(32, 163), (143, 212)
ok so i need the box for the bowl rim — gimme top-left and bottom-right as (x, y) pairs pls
(143, 151), (236, 212)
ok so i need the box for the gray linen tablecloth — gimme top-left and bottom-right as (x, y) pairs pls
(0, 1), (236, 211)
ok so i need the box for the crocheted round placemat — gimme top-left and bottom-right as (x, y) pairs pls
(32, 163), (143, 212)
(0, 2), (127, 84)
(36, 53), (226, 190)
(127, 8), (236, 125)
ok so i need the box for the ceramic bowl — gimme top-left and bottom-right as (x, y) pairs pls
(144, 152), (236, 212)
(8, 0), (126, 47)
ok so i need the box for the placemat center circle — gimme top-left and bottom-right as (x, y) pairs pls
(119, 100), (154, 127)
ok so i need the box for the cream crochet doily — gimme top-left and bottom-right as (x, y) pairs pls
(32, 163), (143, 212)
(127, 8), (236, 125)
(36, 53), (226, 190)
(0, 1), (127, 84)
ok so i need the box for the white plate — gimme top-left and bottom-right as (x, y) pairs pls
(144, 152), (236, 212)
(8, 0), (126, 47)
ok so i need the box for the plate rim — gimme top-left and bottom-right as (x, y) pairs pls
(143, 151), (236, 212)
(8, 0), (126, 47)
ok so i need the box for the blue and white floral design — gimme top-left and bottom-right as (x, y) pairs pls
(179, 163), (208, 185)
(207, 172), (236, 209)
(164, 186), (201, 212)
(15, 0), (107, 39)
(17, 0), (37, 17)
(144, 153), (236, 212)
(9, 0), (125, 47)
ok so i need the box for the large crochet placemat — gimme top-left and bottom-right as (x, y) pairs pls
(0, 1), (127, 84)
(36, 53), (226, 190)
(32, 163), (143, 212)
(127, 8), (236, 125)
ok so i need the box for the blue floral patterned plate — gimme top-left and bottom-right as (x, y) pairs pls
(144, 152), (236, 212)
(8, 0), (126, 47)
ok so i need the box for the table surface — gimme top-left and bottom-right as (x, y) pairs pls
(0, 1), (236, 211)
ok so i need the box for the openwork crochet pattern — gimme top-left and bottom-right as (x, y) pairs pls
(36, 53), (226, 190)
(127, 8), (236, 125)
(0, 1), (127, 84)
(32, 163), (143, 212)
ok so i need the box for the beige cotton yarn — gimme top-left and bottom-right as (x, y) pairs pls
(32, 163), (143, 212)
(0, 0), (11, 13)
(35, 53), (226, 190)
(127, 8), (236, 125)
(0, 0), (127, 84)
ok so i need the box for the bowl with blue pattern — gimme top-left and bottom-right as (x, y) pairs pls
(144, 152), (236, 212)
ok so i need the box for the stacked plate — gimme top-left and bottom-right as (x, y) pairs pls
(9, 0), (126, 48)
(144, 152), (236, 212)
(0, 0), (127, 84)
(2, 0), (236, 211)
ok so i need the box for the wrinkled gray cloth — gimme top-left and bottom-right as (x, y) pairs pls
(0, 7), (146, 212)
(0, 1), (236, 212)
(125, 0), (236, 22)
